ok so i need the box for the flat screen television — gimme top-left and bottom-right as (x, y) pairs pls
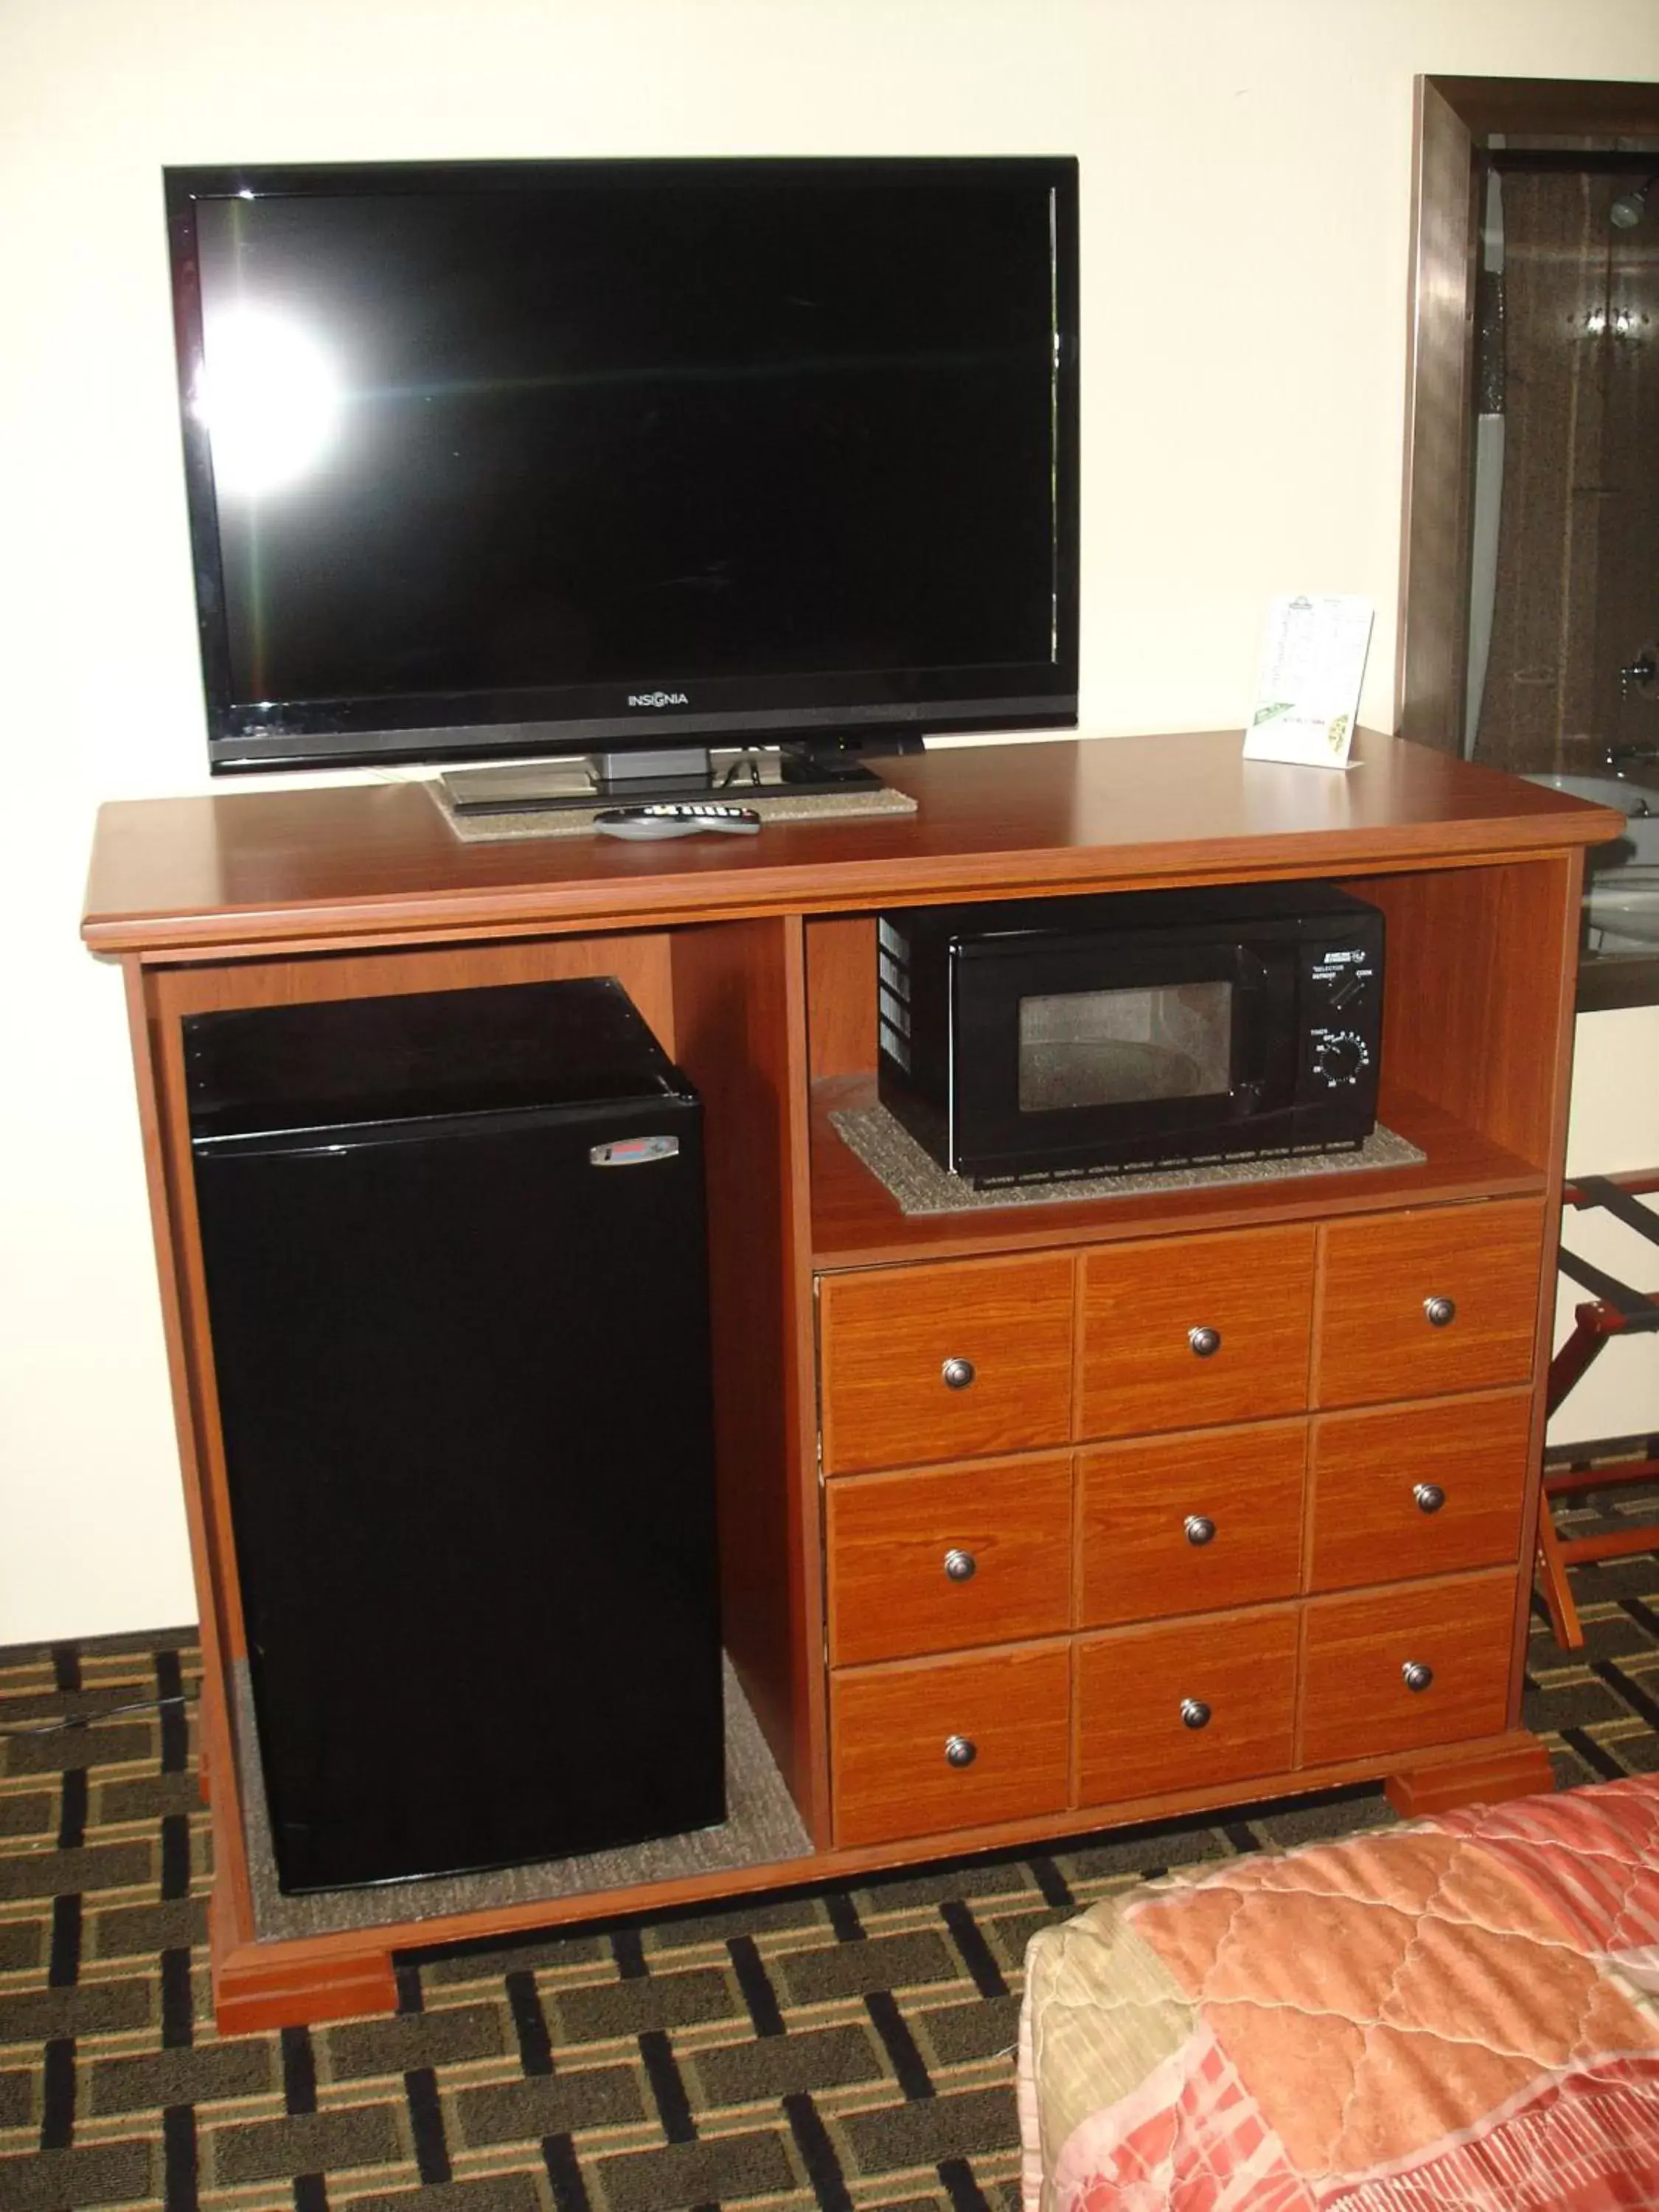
(164, 156), (1079, 804)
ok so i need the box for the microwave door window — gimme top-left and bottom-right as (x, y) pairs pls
(1017, 981), (1234, 1113)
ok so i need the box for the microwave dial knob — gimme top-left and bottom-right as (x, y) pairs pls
(1314, 1032), (1369, 1086)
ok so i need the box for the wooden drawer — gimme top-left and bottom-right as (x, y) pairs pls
(826, 1453), (1072, 1665)
(1077, 1605), (1298, 1807)
(1307, 1390), (1533, 1593)
(1315, 1200), (1545, 1409)
(830, 1643), (1071, 1848)
(819, 1253), (1074, 1475)
(1299, 1571), (1515, 1766)
(1078, 1420), (1305, 1627)
(1077, 1225), (1315, 1440)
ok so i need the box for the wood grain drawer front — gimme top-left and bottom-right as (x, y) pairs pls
(1315, 1200), (1546, 1409)
(1300, 1571), (1515, 1766)
(830, 1644), (1071, 1848)
(818, 1254), (1074, 1475)
(1076, 1607), (1298, 1808)
(826, 1454), (1073, 1666)
(1078, 1422), (1306, 1627)
(1307, 1391), (1533, 1593)
(1077, 1225), (1315, 1441)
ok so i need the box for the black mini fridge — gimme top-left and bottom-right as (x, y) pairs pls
(185, 976), (725, 1893)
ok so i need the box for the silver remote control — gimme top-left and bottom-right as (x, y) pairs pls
(594, 804), (762, 840)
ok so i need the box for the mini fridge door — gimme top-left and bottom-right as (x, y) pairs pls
(192, 1085), (724, 1894)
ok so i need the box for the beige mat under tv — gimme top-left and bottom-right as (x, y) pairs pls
(428, 764), (917, 842)
(831, 1102), (1426, 1216)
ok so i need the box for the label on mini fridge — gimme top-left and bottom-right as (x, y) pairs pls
(589, 1134), (681, 1167)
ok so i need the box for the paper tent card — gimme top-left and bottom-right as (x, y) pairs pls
(1243, 594), (1374, 769)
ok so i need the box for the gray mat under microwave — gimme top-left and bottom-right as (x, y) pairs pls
(830, 1102), (1426, 1217)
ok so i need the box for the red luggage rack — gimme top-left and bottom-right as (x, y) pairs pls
(1538, 1170), (1659, 1648)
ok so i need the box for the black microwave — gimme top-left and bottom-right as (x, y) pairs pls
(875, 880), (1385, 1186)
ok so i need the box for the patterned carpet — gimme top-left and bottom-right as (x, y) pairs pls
(3, 1486), (1658, 2212)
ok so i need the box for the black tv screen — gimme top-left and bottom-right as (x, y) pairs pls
(165, 158), (1079, 779)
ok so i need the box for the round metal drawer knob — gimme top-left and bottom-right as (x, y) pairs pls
(1423, 1295), (1457, 1329)
(945, 1733), (978, 1767)
(943, 1548), (977, 1583)
(942, 1357), (976, 1391)
(1413, 1481), (1447, 1515)
(1180, 1697), (1212, 1730)
(1184, 1514), (1217, 1547)
(1402, 1660), (1435, 1693)
(1188, 1325), (1222, 1359)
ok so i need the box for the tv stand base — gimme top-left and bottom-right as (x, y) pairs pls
(211, 1882), (400, 2038)
(204, 1728), (1554, 2032)
(1382, 1731), (1555, 1820)
(440, 742), (892, 817)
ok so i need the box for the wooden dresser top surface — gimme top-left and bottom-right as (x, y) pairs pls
(83, 729), (1622, 958)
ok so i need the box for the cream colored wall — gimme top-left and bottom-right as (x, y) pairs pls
(4, 0), (1658, 1643)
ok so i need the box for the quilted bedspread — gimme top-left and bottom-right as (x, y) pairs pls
(1018, 1773), (1659, 2210)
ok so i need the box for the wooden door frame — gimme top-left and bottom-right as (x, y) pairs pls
(1397, 76), (1659, 754)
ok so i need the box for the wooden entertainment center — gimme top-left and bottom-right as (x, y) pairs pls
(83, 728), (1619, 2032)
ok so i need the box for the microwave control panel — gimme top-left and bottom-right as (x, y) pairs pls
(1302, 933), (1383, 1093)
